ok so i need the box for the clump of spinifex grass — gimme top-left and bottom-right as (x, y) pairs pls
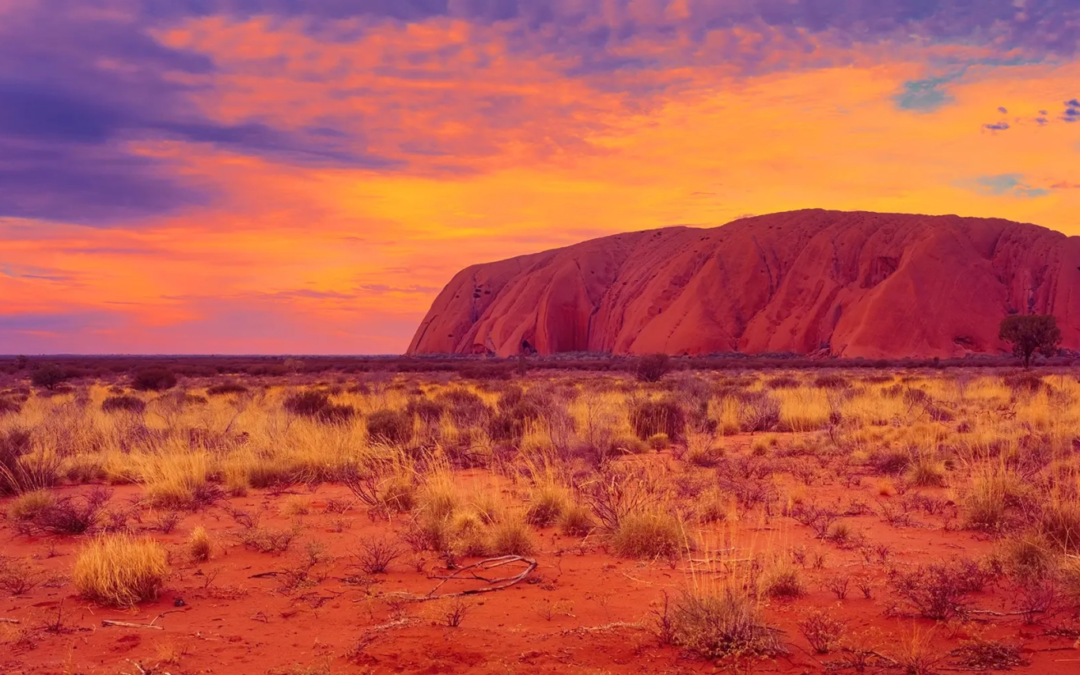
(73, 534), (169, 607)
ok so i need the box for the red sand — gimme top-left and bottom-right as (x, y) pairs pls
(2, 459), (1079, 673)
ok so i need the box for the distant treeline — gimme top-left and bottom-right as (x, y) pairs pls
(0, 351), (1074, 382)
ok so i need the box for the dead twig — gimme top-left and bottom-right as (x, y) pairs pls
(102, 620), (164, 631)
(0, 617), (20, 624)
(422, 555), (536, 600)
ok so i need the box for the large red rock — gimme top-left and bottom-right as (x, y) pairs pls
(407, 210), (1080, 358)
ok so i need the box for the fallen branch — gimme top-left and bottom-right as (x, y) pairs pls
(102, 620), (163, 631)
(422, 555), (536, 600)
(0, 618), (20, 624)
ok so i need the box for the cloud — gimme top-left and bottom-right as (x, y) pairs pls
(895, 72), (964, 112)
(971, 174), (1049, 198)
(1064, 99), (1080, 122)
(983, 122), (1010, 131)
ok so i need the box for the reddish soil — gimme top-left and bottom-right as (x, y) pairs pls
(2, 460), (1079, 674)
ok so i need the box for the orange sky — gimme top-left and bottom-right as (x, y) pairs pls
(1, 2), (1079, 353)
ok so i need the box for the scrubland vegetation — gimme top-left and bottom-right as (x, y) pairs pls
(1, 359), (1080, 672)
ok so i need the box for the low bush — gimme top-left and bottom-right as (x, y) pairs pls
(73, 535), (169, 607)
(101, 395), (146, 414)
(636, 354), (672, 383)
(666, 587), (785, 661)
(630, 398), (686, 441)
(355, 536), (403, 574)
(525, 484), (568, 527)
(206, 382), (249, 396)
(365, 409), (412, 445)
(132, 368), (177, 392)
(284, 391), (355, 424)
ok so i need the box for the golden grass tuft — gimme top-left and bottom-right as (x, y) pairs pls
(188, 526), (212, 562)
(73, 534), (169, 607)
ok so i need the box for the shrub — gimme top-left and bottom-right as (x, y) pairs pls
(612, 511), (684, 559)
(813, 374), (849, 390)
(355, 536), (403, 574)
(0, 397), (20, 415)
(30, 364), (69, 390)
(406, 398), (445, 423)
(436, 389), (491, 426)
(132, 368), (177, 392)
(630, 398), (686, 441)
(888, 559), (993, 620)
(206, 382), (249, 396)
(636, 354), (672, 382)
(667, 588), (785, 661)
(365, 409), (413, 445)
(738, 392), (781, 432)
(73, 535), (169, 607)
(284, 391), (355, 424)
(101, 395), (146, 414)
(188, 526), (211, 562)
(798, 609), (845, 654)
(29, 488), (112, 535)
(764, 376), (800, 390)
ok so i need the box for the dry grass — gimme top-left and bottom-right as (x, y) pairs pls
(73, 534), (169, 606)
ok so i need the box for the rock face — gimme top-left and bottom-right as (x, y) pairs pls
(407, 210), (1080, 358)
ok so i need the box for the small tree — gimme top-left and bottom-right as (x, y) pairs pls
(635, 354), (672, 382)
(999, 314), (1061, 368)
(30, 364), (68, 390)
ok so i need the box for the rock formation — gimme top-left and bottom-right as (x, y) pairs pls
(407, 210), (1080, 358)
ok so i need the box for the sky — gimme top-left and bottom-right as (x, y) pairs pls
(2, 1), (1080, 355)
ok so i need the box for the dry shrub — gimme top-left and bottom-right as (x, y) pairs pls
(737, 392), (781, 432)
(813, 374), (850, 390)
(888, 559), (994, 620)
(101, 395), (146, 414)
(666, 587), (785, 662)
(797, 609), (845, 654)
(635, 354), (671, 382)
(132, 368), (177, 392)
(73, 535), (169, 607)
(0, 557), (44, 595)
(355, 536), (403, 574)
(612, 511), (684, 559)
(206, 381), (248, 396)
(630, 398), (686, 441)
(21, 487), (112, 535)
(950, 639), (1027, 670)
(365, 409), (412, 444)
(189, 526), (212, 562)
(284, 391), (355, 424)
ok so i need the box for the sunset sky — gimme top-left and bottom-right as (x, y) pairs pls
(2, 1), (1080, 354)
